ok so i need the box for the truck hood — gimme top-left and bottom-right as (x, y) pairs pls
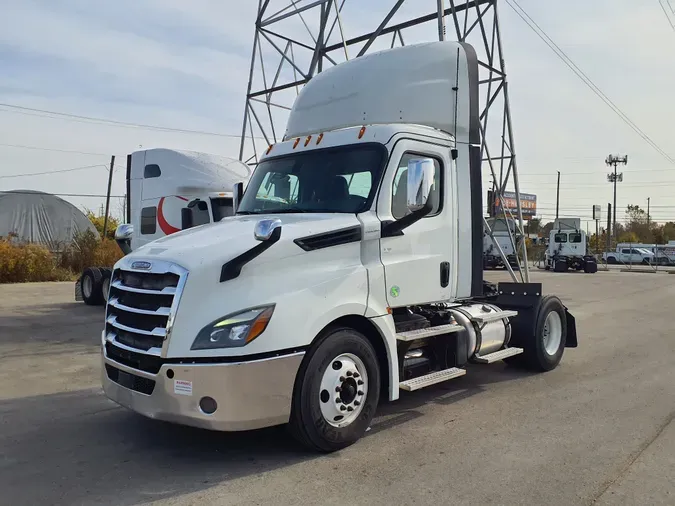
(128, 213), (362, 271)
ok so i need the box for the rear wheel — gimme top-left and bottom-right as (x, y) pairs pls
(554, 259), (568, 272)
(522, 296), (567, 371)
(289, 327), (380, 452)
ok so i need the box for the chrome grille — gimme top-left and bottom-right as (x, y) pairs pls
(104, 260), (187, 356)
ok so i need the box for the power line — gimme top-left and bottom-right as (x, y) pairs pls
(659, 0), (675, 30)
(504, 0), (675, 165)
(0, 163), (124, 179)
(0, 190), (125, 198)
(0, 103), (251, 139)
(0, 142), (109, 156)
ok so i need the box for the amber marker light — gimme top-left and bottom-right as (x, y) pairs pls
(358, 126), (366, 139)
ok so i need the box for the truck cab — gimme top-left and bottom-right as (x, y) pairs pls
(101, 41), (577, 452)
(544, 219), (597, 273)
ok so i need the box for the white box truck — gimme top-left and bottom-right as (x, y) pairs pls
(100, 41), (578, 452)
(76, 148), (251, 305)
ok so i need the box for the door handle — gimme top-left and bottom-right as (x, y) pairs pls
(440, 261), (450, 288)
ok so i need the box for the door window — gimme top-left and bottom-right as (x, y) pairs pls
(391, 153), (443, 220)
(140, 207), (157, 235)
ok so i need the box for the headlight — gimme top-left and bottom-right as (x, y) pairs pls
(191, 305), (275, 350)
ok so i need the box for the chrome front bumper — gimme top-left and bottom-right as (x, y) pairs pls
(102, 346), (305, 431)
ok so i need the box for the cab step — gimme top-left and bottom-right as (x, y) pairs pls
(396, 323), (464, 342)
(473, 347), (524, 364)
(399, 367), (466, 391)
(470, 310), (518, 325)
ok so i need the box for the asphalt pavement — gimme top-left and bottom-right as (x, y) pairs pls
(1, 269), (673, 505)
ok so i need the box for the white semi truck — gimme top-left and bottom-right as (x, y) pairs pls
(100, 42), (578, 452)
(483, 216), (521, 270)
(76, 148), (251, 305)
(544, 218), (597, 273)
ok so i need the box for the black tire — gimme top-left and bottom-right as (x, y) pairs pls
(100, 268), (113, 304)
(521, 296), (567, 372)
(289, 327), (380, 452)
(553, 260), (568, 272)
(584, 261), (597, 274)
(81, 267), (104, 306)
(606, 256), (617, 264)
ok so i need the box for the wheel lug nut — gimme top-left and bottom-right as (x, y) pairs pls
(347, 406), (354, 412)
(358, 391), (364, 395)
(357, 380), (364, 385)
(335, 386), (342, 392)
(336, 398), (342, 404)
(354, 400), (361, 406)
(340, 376), (345, 382)
(346, 371), (353, 377)
(340, 405), (347, 411)
(353, 372), (360, 378)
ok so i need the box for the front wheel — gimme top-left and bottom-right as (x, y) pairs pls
(289, 327), (380, 452)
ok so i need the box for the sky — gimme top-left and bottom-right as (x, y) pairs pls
(1, 0), (674, 228)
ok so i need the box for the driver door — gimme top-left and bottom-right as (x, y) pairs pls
(377, 140), (455, 308)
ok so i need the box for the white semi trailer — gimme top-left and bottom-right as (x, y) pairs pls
(76, 148), (251, 305)
(100, 42), (578, 452)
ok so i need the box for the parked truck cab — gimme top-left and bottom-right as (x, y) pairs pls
(101, 41), (577, 452)
(77, 148), (251, 306)
(483, 216), (522, 270)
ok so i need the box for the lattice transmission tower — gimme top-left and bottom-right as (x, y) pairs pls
(238, 0), (529, 280)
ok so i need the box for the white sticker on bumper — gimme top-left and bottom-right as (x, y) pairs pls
(174, 379), (193, 396)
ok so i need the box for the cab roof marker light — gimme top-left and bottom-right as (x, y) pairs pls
(304, 135), (312, 147)
(293, 138), (300, 149)
(316, 133), (324, 145)
(266, 144), (274, 155)
(358, 126), (366, 139)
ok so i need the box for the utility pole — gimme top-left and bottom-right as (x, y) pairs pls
(647, 197), (650, 229)
(103, 155), (115, 239)
(606, 203), (612, 255)
(555, 171), (561, 220)
(605, 154), (627, 245)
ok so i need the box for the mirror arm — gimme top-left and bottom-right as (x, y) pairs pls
(381, 200), (433, 238)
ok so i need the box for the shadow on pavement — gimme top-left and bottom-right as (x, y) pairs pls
(0, 363), (534, 505)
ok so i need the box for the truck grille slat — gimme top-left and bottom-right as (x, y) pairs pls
(105, 261), (187, 359)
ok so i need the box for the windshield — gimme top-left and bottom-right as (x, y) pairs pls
(554, 233), (567, 243)
(237, 144), (386, 215)
(569, 233), (582, 243)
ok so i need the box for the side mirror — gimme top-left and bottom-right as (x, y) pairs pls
(406, 158), (436, 212)
(254, 218), (282, 242)
(114, 223), (133, 255)
(233, 182), (244, 212)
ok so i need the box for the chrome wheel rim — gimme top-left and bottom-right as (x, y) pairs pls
(82, 276), (93, 298)
(319, 353), (368, 428)
(543, 311), (562, 356)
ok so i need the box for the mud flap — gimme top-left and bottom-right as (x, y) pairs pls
(565, 309), (577, 347)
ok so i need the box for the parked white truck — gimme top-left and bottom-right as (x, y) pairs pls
(483, 216), (521, 270)
(76, 148), (251, 305)
(544, 218), (597, 273)
(602, 245), (655, 265)
(101, 42), (578, 452)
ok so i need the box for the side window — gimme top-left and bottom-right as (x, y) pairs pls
(342, 171), (372, 198)
(391, 153), (442, 220)
(621, 249), (630, 254)
(140, 207), (157, 235)
(554, 233), (567, 243)
(144, 164), (161, 178)
(631, 249), (640, 255)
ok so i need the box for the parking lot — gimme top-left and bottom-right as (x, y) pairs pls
(1, 270), (674, 506)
